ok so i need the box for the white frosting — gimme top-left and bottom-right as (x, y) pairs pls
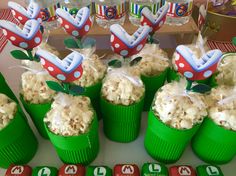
(21, 71), (57, 104)
(44, 93), (94, 136)
(0, 94), (17, 130)
(152, 79), (207, 129)
(216, 54), (236, 86)
(101, 68), (145, 106)
(206, 85), (236, 131)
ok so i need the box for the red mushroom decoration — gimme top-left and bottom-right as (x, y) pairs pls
(8, 1), (42, 25)
(56, 7), (92, 39)
(175, 45), (222, 81)
(36, 49), (84, 83)
(110, 24), (150, 57)
(141, 3), (169, 34)
(0, 19), (42, 50)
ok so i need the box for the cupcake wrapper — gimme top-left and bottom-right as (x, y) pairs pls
(167, 68), (181, 83)
(20, 95), (51, 139)
(144, 110), (200, 163)
(81, 81), (102, 120)
(192, 117), (236, 164)
(141, 69), (167, 111)
(46, 116), (99, 165)
(100, 96), (144, 142)
(0, 111), (38, 168)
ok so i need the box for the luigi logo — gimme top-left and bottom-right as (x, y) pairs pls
(175, 4), (188, 17)
(105, 6), (117, 19)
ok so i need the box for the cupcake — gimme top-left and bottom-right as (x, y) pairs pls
(101, 68), (145, 142)
(144, 79), (207, 163)
(0, 89), (38, 168)
(192, 85), (236, 164)
(20, 71), (57, 138)
(216, 53), (236, 86)
(131, 44), (170, 111)
(73, 53), (107, 119)
(44, 93), (99, 164)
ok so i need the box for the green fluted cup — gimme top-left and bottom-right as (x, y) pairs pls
(20, 95), (51, 139)
(144, 110), (201, 163)
(141, 69), (168, 111)
(45, 116), (99, 165)
(100, 96), (144, 143)
(192, 117), (236, 164)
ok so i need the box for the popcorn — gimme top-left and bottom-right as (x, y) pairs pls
(44, 93), (94, 136)
(73, 54), (107, 87)
(131, 44), (170, 76)
(21, 71), (57, 104)
(101, 69), (145, 106)
(216, 54), (236, 86)
(152, 79), (207, 129)
(0, 94), (17, 130)
(21, 60), (44, 71)
(206, 85), (236, 131)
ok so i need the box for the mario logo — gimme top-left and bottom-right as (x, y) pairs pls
(105, 6), (117, 19)
(175, 4), (188, 17)
(40, 9), (50, 21)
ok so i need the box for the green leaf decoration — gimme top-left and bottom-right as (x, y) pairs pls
(232, 37), (236, 46)
(82, 37), (96, 48)
(130, 56), (142, 66)
(108, 59), (122, 68)
(10, 50), (30, 60)
(46, 81), (65, 93)
(69, 85), (85, 96)
(191, 83), (212, 93)
(40, 25), (44, 34)
(64, 38), (79, 48)
(33, 54), (40, 62)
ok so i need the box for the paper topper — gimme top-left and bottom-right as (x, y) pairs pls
(56, 7), (92, 39)
(175, 45), (222, 81)
(8, 1), (42, 25)
(110, 24), (150, 57)
(36, 49), (84, 83)
(141, 4), (169, 34)
(0, 19), (42, 50)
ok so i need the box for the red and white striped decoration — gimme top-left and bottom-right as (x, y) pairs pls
(0, 9), (19, 53)
(207, 40), (236, 53)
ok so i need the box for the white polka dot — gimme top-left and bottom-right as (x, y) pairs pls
(120, 50), (128, 56)
(40, 59), (45, 65)
(184, 71), (193, 78)
(179, 63), (184, 68)
(175, 54), (180, 61)
(204, 70), (212, 78)
(140, 16), (144, 22)
(19, 42), (28, 48)
(111, 35), (114, 42)
(10, 36), (16, 41)
(58, 18), (62, 24)
(136, 44), (143, 51)
(84, 25), (90, 32)
(34, 37), (41, 44)
(111, 46), (114, 51)
(2, 29), (7, 36)
(159, 20), (164, 27)
(48, 67), (54, 71)
(74, 71), (81, 78)
(72, 30), (79, 36)
(18, 16), (23, 20)
(57, 74), (66, 81)
(11, 10), (16, 16)
(115, 43), (120, 48)
(65, 25), (69, 29)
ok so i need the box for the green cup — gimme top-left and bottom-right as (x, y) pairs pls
(192, 117), (236, 164)
(141, 69), (168, 111)
(100, 96), (144, 143)
(81, 81), (103, 120)
(144, 110), (201, 163)
(167, 68), (181, 83)
(20, 95), (51, 139)
(0, 109), (38, 168)
(45, 116), (99, 165)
